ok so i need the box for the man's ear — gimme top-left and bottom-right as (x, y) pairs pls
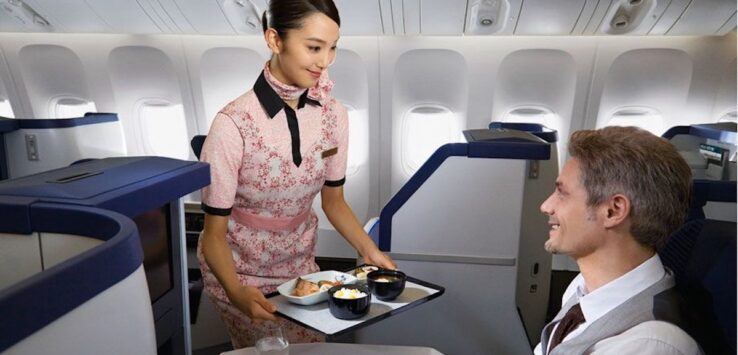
(264, 28), (282, 54)
(602, 193), (630, 228)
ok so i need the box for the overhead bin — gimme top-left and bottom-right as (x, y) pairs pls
(0, 0), (52, 32)
(170, 0), (237, 34)
(81, 0), (162, 34)
(667, 0), (737, 35)
(515, 0), (595, 35)
(649, 0), (691, 35)
(217, 0), (267, 35)
(581, 0), (670, 35)
(23, 0), (108, 33)
(334, 0), (384, 35)
(383, 0), (469, 35)
(2, 0), (736, 35)
(584, 0), (737, 36)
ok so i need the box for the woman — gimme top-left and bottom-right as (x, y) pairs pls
(197, 0), (395, 348)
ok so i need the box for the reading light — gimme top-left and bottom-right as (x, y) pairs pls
(465, 0), (509, 35)
(612, 14), (630, 28)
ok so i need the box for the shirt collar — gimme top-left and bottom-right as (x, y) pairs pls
(573, 253), (666, 324)
(253, 71), (321, 119)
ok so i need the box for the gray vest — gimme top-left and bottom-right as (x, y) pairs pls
(540, 271), (686, 355)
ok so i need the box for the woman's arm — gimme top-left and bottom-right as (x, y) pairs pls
(200, 214), (277, 320)
(321, 185), (396, 269)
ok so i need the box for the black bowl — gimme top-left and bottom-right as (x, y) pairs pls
(327, 284), (371, 320)
(367, 269), (406, 301)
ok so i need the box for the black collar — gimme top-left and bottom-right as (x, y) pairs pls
(254, 71), (321, 119)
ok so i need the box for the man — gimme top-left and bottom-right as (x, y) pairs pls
(534, 126), (702, 355)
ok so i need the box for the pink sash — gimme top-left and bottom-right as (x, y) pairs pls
(231, 207), (311, 232)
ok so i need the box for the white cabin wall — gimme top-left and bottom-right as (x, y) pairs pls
(0, 45), (21, 118)
(377, 34), (737, 203)
(0, 34), (202, 160)
(712, 58), (737, 123)
(105, 37), (198, 159)
(0, 31), (735, 259)
(16, 44), (90, 118)
(584, 34), (738, 136)
(182, 36), (270, 134)
(309, 38), (381, 258)
(0, 34), (116, 121)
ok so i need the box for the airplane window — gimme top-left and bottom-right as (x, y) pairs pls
(718, 110), (737, 123)
(0, 99), (14, 118)
(502, 106), (557, 129)
(52, 97), (97, 118)
(401, 105), (464, 175)
(137, 100), (189, 160)
(344, 105), (368, 177)
(605, 106), (664, 136)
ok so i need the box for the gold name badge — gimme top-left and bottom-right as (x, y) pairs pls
(321, 147), (338, 159)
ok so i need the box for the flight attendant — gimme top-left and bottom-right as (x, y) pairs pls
(197, 0), (395, 348)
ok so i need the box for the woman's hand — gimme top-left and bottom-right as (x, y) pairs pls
(363, 247), (397, 270)
(226, 285), (278, 321)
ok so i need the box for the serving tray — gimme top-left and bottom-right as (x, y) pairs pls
(265, 266), (444, 337)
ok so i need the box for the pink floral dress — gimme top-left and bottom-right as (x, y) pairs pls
(197, 63), (348, 348)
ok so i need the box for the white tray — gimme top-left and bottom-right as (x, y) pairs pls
(268, 274), (444, 336)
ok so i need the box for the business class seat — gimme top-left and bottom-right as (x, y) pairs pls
(0, 113), (126, 180)
(659, 184), (736, 355)
(0, 203), (157, 355)
(659, 123), (736, 355)
(0, 157), (210, 355)
(360, 123), (559, 354)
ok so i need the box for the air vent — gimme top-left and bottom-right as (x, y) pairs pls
(465, 0), (510, 35)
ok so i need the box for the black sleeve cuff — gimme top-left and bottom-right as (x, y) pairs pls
(202, 203), (232, 216)
(324, 177), (346, 187)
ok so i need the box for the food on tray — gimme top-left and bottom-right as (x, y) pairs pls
(318, 280), (342, 292)
(292, 277), (344, 297)
(372, 276), (400, 283)
(333, 287), (368, 299)
(292, 277), (320, 297)
(353, 266), (378, 280)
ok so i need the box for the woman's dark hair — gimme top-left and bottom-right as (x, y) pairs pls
(261, 0), (340, 36)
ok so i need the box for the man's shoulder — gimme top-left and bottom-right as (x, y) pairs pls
(593, 320), (702, 354)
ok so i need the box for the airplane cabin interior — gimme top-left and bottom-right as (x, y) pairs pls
(0, 1), (735, 354)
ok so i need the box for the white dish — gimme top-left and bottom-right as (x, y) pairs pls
(277, 270), (357, 305)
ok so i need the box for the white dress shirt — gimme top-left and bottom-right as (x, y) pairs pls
(533, 254), (703, 354)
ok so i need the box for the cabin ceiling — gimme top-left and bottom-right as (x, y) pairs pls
(0, 0), (735, 36)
